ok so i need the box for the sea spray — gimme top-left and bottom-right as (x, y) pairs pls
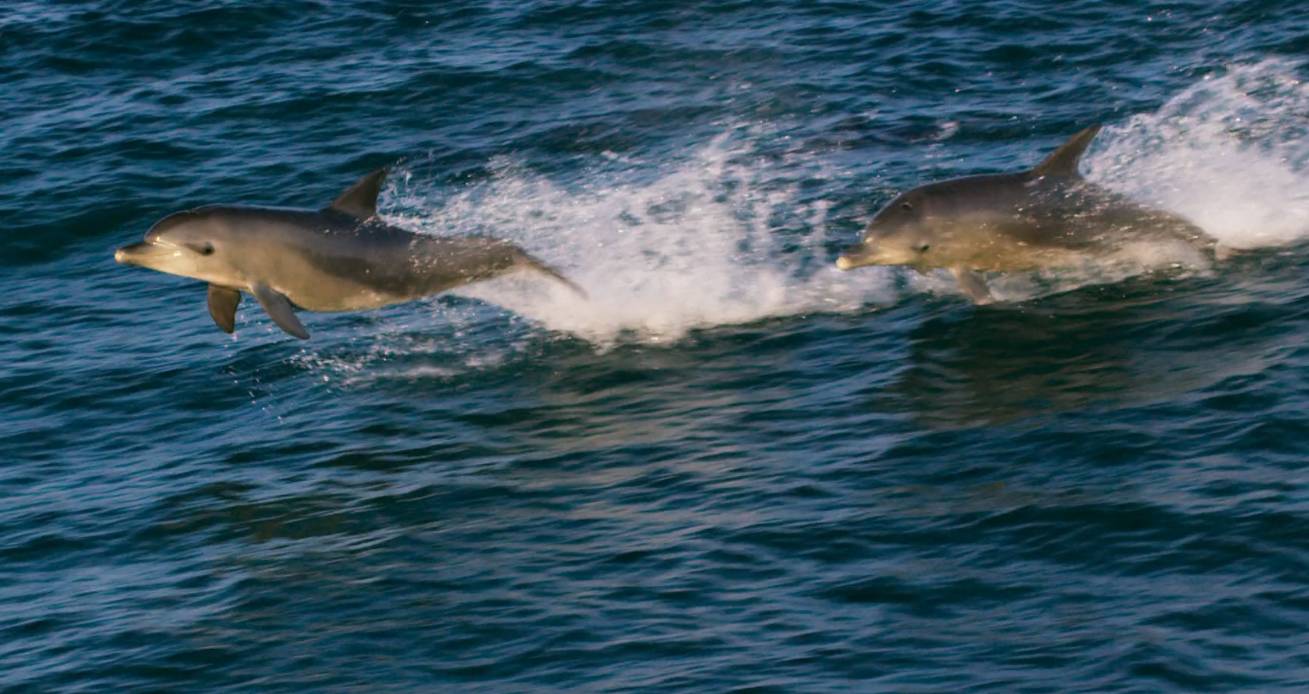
(1086, 59), (1309, 250)
(388, 130), (897, 346)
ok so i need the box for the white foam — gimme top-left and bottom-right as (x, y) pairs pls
(1085, 59), (1309, 250)
(384, 131), (896, 347)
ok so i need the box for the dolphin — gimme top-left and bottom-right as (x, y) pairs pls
(835, 125), (1215, 303)
(115, 168), (584, 339)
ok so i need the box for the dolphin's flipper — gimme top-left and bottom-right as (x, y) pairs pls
(328, 168), (387, 220)
(951, 267), (993, 305)
(207, 285), (241, 334)
(1032, 124), (1101, 178)
(517, 253), (588, 299)
(252, 284), (310, 339)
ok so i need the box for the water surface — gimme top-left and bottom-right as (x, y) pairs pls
(3, 1), (1309, 690)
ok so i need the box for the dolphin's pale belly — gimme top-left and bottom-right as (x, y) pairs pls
(279, 273), (398, 313)
(938, 231), (1089, 272)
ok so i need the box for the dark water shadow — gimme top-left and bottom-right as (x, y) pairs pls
(891, 251), (1306, 428)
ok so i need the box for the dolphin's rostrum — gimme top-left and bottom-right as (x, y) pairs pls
(115, 168), (585, 339)
(836, 125), (1215, 303)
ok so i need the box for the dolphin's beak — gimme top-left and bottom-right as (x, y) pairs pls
(835, 243), (876, 271)
(115, 242), (148, 265)
(114, 240), (174, 268)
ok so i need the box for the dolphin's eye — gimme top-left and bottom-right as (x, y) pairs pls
(186, 242), (215, 256)
(901, 202), (913, 211)
(918, 244), (931, 253)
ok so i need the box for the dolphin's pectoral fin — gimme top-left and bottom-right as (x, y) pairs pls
(328, 168), (387, 220)
(951, 267), (994, 305)
(251, 284), (310, 339)
(207, 285), (241, 334)
(1032, 124), (1102, 178)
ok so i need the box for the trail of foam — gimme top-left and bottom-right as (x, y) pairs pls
(358, 60), (1309, 352)
(1086, 59), (1309, 250)
(386, 131), (896, 346)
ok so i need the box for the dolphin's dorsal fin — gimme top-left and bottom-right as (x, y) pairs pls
(328, 168), (387, 219)
(1032, 124), (1101, 178)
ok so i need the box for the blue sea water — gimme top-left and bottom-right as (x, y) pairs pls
(3, 1), (1309, 690)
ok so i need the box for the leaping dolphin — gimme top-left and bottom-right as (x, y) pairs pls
(835, 125), (1215, 303)
(115, 168), (584, 339)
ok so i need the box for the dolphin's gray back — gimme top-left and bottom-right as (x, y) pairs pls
(921, 173), (1208, 249)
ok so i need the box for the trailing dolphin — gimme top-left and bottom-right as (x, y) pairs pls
(115, 168), (584, 339)
(835, 125), (1216, 303)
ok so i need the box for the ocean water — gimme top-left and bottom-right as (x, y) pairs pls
(3, 1), (1309, 690)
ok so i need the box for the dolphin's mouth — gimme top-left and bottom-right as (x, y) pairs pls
(835, 243), (878, 271)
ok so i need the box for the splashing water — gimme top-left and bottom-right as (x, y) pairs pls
(990, 59), (1309, 301)
(1086, 59), (1309, 250)
(386, 131), (896, 346)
